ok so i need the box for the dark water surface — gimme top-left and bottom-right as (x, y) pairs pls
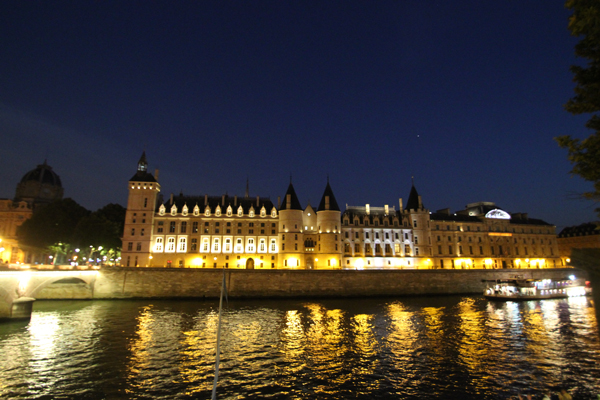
(0, 296), (599, 399)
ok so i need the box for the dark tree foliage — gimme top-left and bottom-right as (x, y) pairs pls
(73, 203), (126, 251)
(557, 0), (600, 213)
(17, 198), (90, 248)
(93, 203), (126, 238)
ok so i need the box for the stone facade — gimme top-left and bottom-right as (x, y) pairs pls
(557, 222), (600, 265)
(0, 161), (63, 264)
(121, 153), (562, 270)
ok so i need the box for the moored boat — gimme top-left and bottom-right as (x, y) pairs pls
(483, 276), (589, 300)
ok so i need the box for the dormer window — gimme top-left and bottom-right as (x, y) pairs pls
(193, 205), (200, 216)
(182, 204), (188, 216)
(249, 206), (255, 217)
(226, 205), (233, 217)
(215, 205), (222, 217)
(238, 206), (244, 217)
(260, 206), (266, 217)
(170, 205), (177, 216)
(271, 208), (277, 218)
(159, 204), (166, 216)
(205, 206), (211, 217)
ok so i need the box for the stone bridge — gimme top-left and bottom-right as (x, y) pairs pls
(0, 270), (98, 319)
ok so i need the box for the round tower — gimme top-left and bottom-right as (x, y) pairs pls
(316, 181), (342, 269)
(278, 182), (304, 268)
(402, 182), (432, 268)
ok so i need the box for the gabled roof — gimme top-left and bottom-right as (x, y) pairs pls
(405, 184), (421, 211)
(280, 183), (302, 210)
(162, 193), (275, 214)
(317, 182), (340, 212)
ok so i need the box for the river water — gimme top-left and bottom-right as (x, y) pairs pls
(0, 295), (599, 399)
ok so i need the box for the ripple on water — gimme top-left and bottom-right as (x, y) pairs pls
(0, 297), (599, 399)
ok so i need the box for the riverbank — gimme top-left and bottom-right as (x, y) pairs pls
(33, 267), (585, 300)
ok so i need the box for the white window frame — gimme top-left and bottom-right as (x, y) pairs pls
(154, 237), (164, 253)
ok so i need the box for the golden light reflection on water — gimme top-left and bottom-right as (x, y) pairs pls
(351, 314), (378, 380)
(457, 298), (486, 371)
(179, 311), (219, 396)
(281, 309), (305, 363)
(303, 304), (349, 393)
(126, 306), (185, 395)
(386, 302), (418, 388)
(422, 306), (445, 359)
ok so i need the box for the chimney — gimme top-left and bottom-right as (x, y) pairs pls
(234, 195), (238, 206)
(384, 204), (389, 215)
(256, 196), (260, 207)
(399, 198), (403, 213)
(418, 195), (423, 209)
(277, 196), (281, 209)
(222, 195), (225, 206)
(204, 194), (208, 206)
(154, 169), (159, 181)
(170, 193), (173, 205)
(366, 204), (370, 215)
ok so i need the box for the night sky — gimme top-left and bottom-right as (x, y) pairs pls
(0, 1), (595, 231)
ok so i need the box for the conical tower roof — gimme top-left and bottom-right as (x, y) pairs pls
(317, 181), (340, 212)
(280, 182), (302, 210)
(405, 183), (421, 211)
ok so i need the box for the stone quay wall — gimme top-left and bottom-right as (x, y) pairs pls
(41, 267), (584, 300)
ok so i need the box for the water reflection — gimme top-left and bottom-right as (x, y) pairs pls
(0, 296), (598, 399)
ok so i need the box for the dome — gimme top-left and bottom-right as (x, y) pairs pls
(20, 161), (62, 187)
(15, 161), (64, 206)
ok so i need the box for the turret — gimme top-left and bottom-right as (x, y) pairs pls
(402, 181), (432, 267)
(122, 152), (161, 267)
(278, 182), (304, 268)
(316, 180), (342, 269)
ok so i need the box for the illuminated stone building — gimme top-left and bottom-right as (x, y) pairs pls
(122, 153), (562, 270)
(0, 161), (64, 264)
(557, 222), (600, 265)
(429, 202), (561, 269)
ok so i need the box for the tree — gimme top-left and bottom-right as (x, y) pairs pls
(73, 204), (126, 252)
(556, 0), (600, 214)
(17, 198), (90, 263)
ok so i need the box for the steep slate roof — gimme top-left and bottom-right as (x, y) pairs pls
(430, 210), (553, 226)
(162, 193), (276, 214)
(129, 152), (157, 183)
(430, 212), (479, 222)
(405, 184), (421, 211)
(279, 183), (302, 210)
(317, 182), (340, 212)
(558, 222), (600, 237)
(342, 206), (401, 225)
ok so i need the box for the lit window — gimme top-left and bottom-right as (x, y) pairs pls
(166, 237), (176, 252)
(154, 237), (164, 252)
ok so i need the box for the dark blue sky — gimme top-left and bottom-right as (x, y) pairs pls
(0, 1), (595, 230)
